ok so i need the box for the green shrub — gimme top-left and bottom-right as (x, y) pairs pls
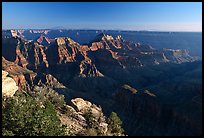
(32, 86), (66, 109)
(2, 93), (66, 136)
(107, 112), (124, 135)
(84, 109), (97, 128)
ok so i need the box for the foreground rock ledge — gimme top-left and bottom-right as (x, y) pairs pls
(2, 70), (18, 97)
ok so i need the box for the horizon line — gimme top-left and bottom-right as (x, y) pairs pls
(2, 28), (202, 33)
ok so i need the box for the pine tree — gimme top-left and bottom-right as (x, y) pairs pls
(107, 112), (124, 135)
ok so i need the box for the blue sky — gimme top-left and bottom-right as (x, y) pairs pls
(2, 2), (202, 32)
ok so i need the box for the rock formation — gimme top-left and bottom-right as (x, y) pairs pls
(79, 59), (104, 77)
(36, 35), (51, 46)
(58, 98), (109, 135)
(2, 56), (65, 92)
(2, 70), (18, 97)
(2, 33), (197, 79)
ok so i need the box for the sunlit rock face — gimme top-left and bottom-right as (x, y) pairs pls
(2, 70), (18, 97)
(58, 98), (109, 135)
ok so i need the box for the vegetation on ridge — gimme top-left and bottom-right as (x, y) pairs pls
(2, 92), (66, 136)
(2, 88), (125, 136)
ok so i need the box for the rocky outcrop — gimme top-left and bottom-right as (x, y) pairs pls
(70, 98), (92, 113)
(56, 38), (71, 63)
(35, 73), (66, 89)
(2, 70), (18, 97)
(122, 84), (138, 94)
(14, 45), (29, 68)
(36, 35), (51, 46)
(79, 59), (104, 77)
(58, 98), (109, 135)
(49, 37), (84, 64)
(56, 37), (66, 46)
(70, 98), (105, 123)
(163, 49), (196, 64)
(28, 43), (49, 69)
(90, 42), (104, 51)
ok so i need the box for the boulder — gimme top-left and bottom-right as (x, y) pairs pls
(71, 98), (92, 113)
(2, 70), (18, 97)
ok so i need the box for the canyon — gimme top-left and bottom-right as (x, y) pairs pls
(2, 30), (202, 136)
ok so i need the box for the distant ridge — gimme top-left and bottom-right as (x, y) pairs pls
(51, 26), (66, 30)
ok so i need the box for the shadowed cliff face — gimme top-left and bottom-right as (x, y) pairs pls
(2, 32), (201, 136)
(109, 84), (202, 136)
